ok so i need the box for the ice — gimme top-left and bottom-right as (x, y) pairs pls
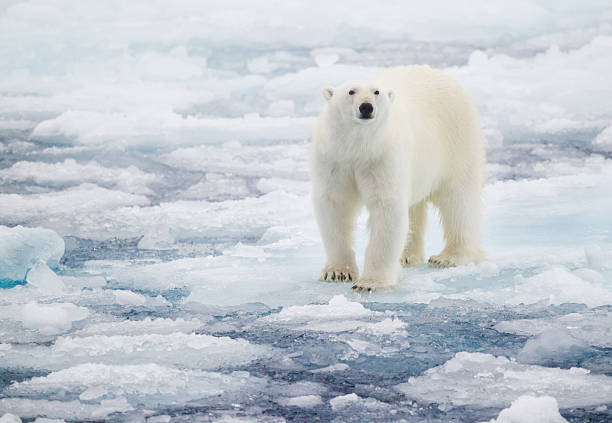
(7, 363), (266, 408)
(0, 225), (64, 283)
(0, 159), (157, 195)
(0, 302), (89, 335)
(396, 352), (612, 409)
(2, 0), (612, 421)
(279, 395), (322, 408)
(112, 289), (146, 306)
(31, 111), (316, 148)
(329, 393), (384, 412)
(494, 309), (612, 348)
(593, 125), (612, 151)
(481, 395), (568, 423)
(0, 332), (273, 371)
(72, 317), (203, 337)
(269, 295), (375, 321)
(0, 414), (21, 423)
(0, 185), (149, 235)
(25, 262), (64, 293)
(515, 328), (591, 366)
(0, 397), (133, 420)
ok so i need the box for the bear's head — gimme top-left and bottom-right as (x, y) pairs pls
(322, 82), (395, 127)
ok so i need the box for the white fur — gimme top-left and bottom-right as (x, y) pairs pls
(311, 65), (485, 291)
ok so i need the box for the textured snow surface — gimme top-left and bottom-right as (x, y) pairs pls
(2, 0), (612, 421)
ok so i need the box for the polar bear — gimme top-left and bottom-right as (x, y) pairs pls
(311, 65), (485, 291)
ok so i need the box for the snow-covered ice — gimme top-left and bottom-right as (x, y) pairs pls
(481, 395), (568, 423)
(1, 0), (612, 421)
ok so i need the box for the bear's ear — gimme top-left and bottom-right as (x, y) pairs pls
(387, 89), (395, 104)
(322, 87), (334, 101)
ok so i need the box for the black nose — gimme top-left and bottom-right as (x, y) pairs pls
(359, 102), (373, 116)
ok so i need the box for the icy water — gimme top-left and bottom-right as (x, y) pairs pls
(2, 1), (612, 422)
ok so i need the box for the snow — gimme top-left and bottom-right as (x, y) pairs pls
(481, 396), (568, 423)
(1, 0), (612, 421)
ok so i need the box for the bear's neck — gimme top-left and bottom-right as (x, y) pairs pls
(325, 117), (392, 160)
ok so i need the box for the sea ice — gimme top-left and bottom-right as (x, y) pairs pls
(0, 226), (64, 283)
(0, 302), (90, 336)
(7, 363), (266, 408)
(2, 1), (612, 421)
(494, 309), (612, 348)
(0, 332), (273, 371)
(481, 395), (568, 423)
(396, 352), (612, 409)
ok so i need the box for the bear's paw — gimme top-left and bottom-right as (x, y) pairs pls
(428, 253), (458, 268)
(320, 267), (357, 283)
(352, 277), (395, 293)
(400, 253), (424, 267)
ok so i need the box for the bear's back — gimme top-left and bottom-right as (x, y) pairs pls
(377, 65), (484, 186)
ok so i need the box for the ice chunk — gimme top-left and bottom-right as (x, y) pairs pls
(457, 267), (612, 307)
(516, 328), (590, 365)
(481, 396), (568, 423)
(260, 297), (408, 335)
(31, 111), (315, 148)
(8, 363), (266, 408)
(494, 310), (612, 348)
(0, 185), (150, 234)
(137, 225), (176, 250)
(0, 302), (89, 336)
(0, 414), (21, 423)
(0, 159), (157, 195)
(0, 397), (133, 420)
(329, 393), (384, 412)
(0, 225), (64, 283)
(584, 244), (611, 269)
(593, 125), (612, 152)
(0, 333), (273, 370)
(310, 363), (350, 373)
(73, 317), (203, 337)
(396, 352), (612, 409)
(279, 395), (322, 408)
(270, 295), (374, 321)
(113, 290), (146, 306)
(329, 393), (360, 411)
(25, 261), (64, 293)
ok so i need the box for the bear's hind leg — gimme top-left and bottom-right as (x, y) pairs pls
(429, 184), (484, 268)
(401, 200), (427, 267)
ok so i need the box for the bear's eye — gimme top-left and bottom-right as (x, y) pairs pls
(348, 90), (355, 95)
(374, 90), (380, 95)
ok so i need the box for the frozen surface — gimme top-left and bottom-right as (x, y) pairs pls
(1, 1), (612, 421)
(396, 352), (612, 408)
(0, 226), (64, 285)
(481, 395), (568, 423)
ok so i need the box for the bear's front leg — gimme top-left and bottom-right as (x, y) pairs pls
(313, 191), (359, 283)
(353, 199), (408, 292)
